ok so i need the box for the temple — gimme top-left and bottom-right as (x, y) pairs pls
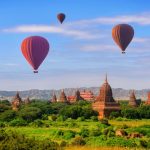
(51, 93), (57, 103)
(58, 90), (68, 103)
(145, 92), (150, 105)
(92, 75), (120, 119)
(24, 97), (31, 105)
(11, 92), (22, 111)
(68, 90), (84, 103)
(80, 90), (95, 101)
(129, 90), (138, 107)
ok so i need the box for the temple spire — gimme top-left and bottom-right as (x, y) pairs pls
(105, 73), (108, 83)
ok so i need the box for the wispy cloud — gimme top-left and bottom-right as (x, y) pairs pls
(80, 44), (117, 52)
(69, 13), (150, 26)
(2, 25), (98, 40)
(2, 63), (20, 67)
(133, 37), (150, 43)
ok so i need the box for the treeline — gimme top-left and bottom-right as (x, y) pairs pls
(110, 101), (150, 119)
(0, 100), (98, 126)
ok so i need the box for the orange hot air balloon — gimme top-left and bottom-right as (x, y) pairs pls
(57, 13), (66, 24)
(112, 24), (134, 54)
(21, 36), (50, 73)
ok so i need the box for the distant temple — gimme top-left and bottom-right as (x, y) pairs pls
(68, 90), (84, 103)
(92, 75), (120, 119)
(129, 90), (138, 107)
(51, 93), (57, 103)
(58, 90), (68, 103)
(145, 92), (150, 105)
(80, 90), (95, 101)
(11, 92), (22, 111)
(24, 97), (31, 105)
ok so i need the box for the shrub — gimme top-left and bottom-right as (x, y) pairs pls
(60, 140), (67, 147)
(30, 119), (44, 127)
(67, 122), (78, 128)
(121, 124), (129, 129)
(77, 116), (85, 121)
(90, 128), (101, 137)
(9, 118), (27, 126)
(41, 114), (48, 120)
(80, 128), (90, 138)
(100, 118), (110, 126)
(0, 104), (10, 112)
(51, 114), (57, 121)
(56, 115), (66, 121)
(110, 111), (120, 119)
(0, 110), (16, 122)
(0, 121), (5, 128)
(106, 137), (137, 147)
(63, 130), (76, 140)
(71, 136), (86, 146)
(90, 116), (98, 121)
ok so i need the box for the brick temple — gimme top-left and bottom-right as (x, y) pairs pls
(58, 90), (68, 103)
(51, 93), (57, 103)
(80, 90), (95, 101)
(129, 90), (138, 107)
(145, 92), (150, 105)
(11, 92), (22, 111)
(24, 97), (31, 105)
(92, 75), (120, 119)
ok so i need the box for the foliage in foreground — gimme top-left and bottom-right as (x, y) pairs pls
(0, 129), (58, 150)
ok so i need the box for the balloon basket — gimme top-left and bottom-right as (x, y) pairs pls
(122, 52), (125, 54)
(33, 70), (38, 73)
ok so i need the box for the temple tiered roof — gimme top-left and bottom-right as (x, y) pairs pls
(51, 93), (57, 103)
(11, 92), (22, 111)
(24, 97), (31, 105)
(145, 92), (150, 105)
(59, 90), (68, 103)
(129, 90), (138, 107)
(92, 75), (120, 119)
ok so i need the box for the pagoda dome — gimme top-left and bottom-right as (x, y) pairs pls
(98, 75), (114, 102)
(100, 80), (112, 97)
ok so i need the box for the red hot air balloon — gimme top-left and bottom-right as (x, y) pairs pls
(112, 24), (134, 54)
(57, 13), (66, 24)
(21, 36), (49, 73)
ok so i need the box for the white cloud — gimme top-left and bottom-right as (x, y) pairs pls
(2, 13), (150, 41)
(80, 44), (117, 52)
(2, 25), (98, 40)
(133, 37), (150, 43)
(1, 63), (20, 67)
(68, 13), (150, 26)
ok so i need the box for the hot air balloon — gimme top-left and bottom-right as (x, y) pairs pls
(57, 13), (66, 24)
(112, 24), (134, 54)
(21, 36), (49, 73)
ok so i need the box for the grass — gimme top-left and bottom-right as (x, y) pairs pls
(109, 119), (150, 127)
(3, 119), (150, 149)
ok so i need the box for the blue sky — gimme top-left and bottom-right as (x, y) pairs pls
(0, 0), (150, 90)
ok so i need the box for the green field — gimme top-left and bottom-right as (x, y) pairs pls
(2, 119), (150, 150)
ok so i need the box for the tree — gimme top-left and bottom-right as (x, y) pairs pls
(18, 107), (42, 122)
(0, 110), (16, 122)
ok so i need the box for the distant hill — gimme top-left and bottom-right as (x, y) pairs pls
(0, 87), (149, 101)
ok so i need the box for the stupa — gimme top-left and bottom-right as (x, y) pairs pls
(59, 90), (68, 103)
(129, 90), (138, 107)
(51, 93), (57, 103)
(92, 75), (120, 118)
(11, 92), (22, 111)
(145, 92), (150, 105)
